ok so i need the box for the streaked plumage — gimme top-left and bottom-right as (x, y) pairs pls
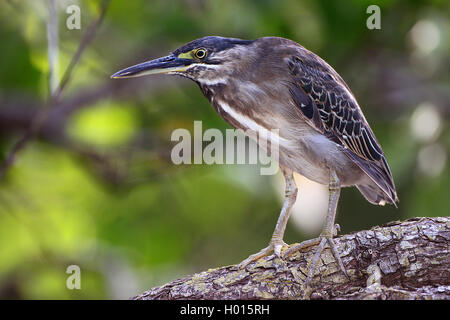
(286, 51), (397, 205)
(170, 36), (397, 205)
(112, 36), (398, 286)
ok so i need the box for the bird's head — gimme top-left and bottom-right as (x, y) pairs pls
(111, 36), (255, 86)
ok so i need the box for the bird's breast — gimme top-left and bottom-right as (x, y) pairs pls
(200, 82), (364, 186)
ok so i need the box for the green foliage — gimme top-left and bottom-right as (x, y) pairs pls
(68, 100), (138, 147)
(0, 25), (41, 93)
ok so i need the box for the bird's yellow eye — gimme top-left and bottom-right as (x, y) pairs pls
(194, 48), (207, 59)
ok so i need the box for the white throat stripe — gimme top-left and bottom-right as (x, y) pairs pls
(216, 100), (289, 144)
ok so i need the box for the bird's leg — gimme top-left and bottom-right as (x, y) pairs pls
(238, 167), (297, 269)
(284, 170), (348, 287)
(304, 170), (347, 286)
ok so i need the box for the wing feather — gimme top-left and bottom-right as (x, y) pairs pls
(286, 53), (398, 203)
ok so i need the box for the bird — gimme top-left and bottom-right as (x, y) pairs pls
(111, 36), (398, 286)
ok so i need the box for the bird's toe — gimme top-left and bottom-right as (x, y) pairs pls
(237, 239), (289, 269)
(283, 237), (321, 258)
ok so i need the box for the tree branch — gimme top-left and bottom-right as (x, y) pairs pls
(133, 217), (450, 300)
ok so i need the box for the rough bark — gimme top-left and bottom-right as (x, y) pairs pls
(133, 217), (450, 300)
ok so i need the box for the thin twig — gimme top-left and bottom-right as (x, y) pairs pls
(56, 0), (110, 98)
(0, 0), (111, 181)
(46, 0), (59, 95)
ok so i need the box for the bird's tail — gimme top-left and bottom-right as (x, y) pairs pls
(356, 183), (396, 206)
(345, 151), (398, 206)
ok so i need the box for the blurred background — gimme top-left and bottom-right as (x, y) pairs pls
(0, 0), (448, 299)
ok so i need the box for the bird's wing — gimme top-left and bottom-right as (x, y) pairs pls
(286, 54), (398, 204)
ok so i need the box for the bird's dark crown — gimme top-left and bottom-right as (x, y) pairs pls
(172, 36), (254, 57)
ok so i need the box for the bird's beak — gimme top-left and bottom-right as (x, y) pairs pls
(111, 54), (191, 79)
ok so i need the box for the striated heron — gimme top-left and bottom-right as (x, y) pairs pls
(112, 36), (398, 286)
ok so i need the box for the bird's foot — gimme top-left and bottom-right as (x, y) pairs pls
(284, 224), (347, 288)
(238, 239), (288, 269)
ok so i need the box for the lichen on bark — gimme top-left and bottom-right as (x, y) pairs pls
(133, 217), (450, 300)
